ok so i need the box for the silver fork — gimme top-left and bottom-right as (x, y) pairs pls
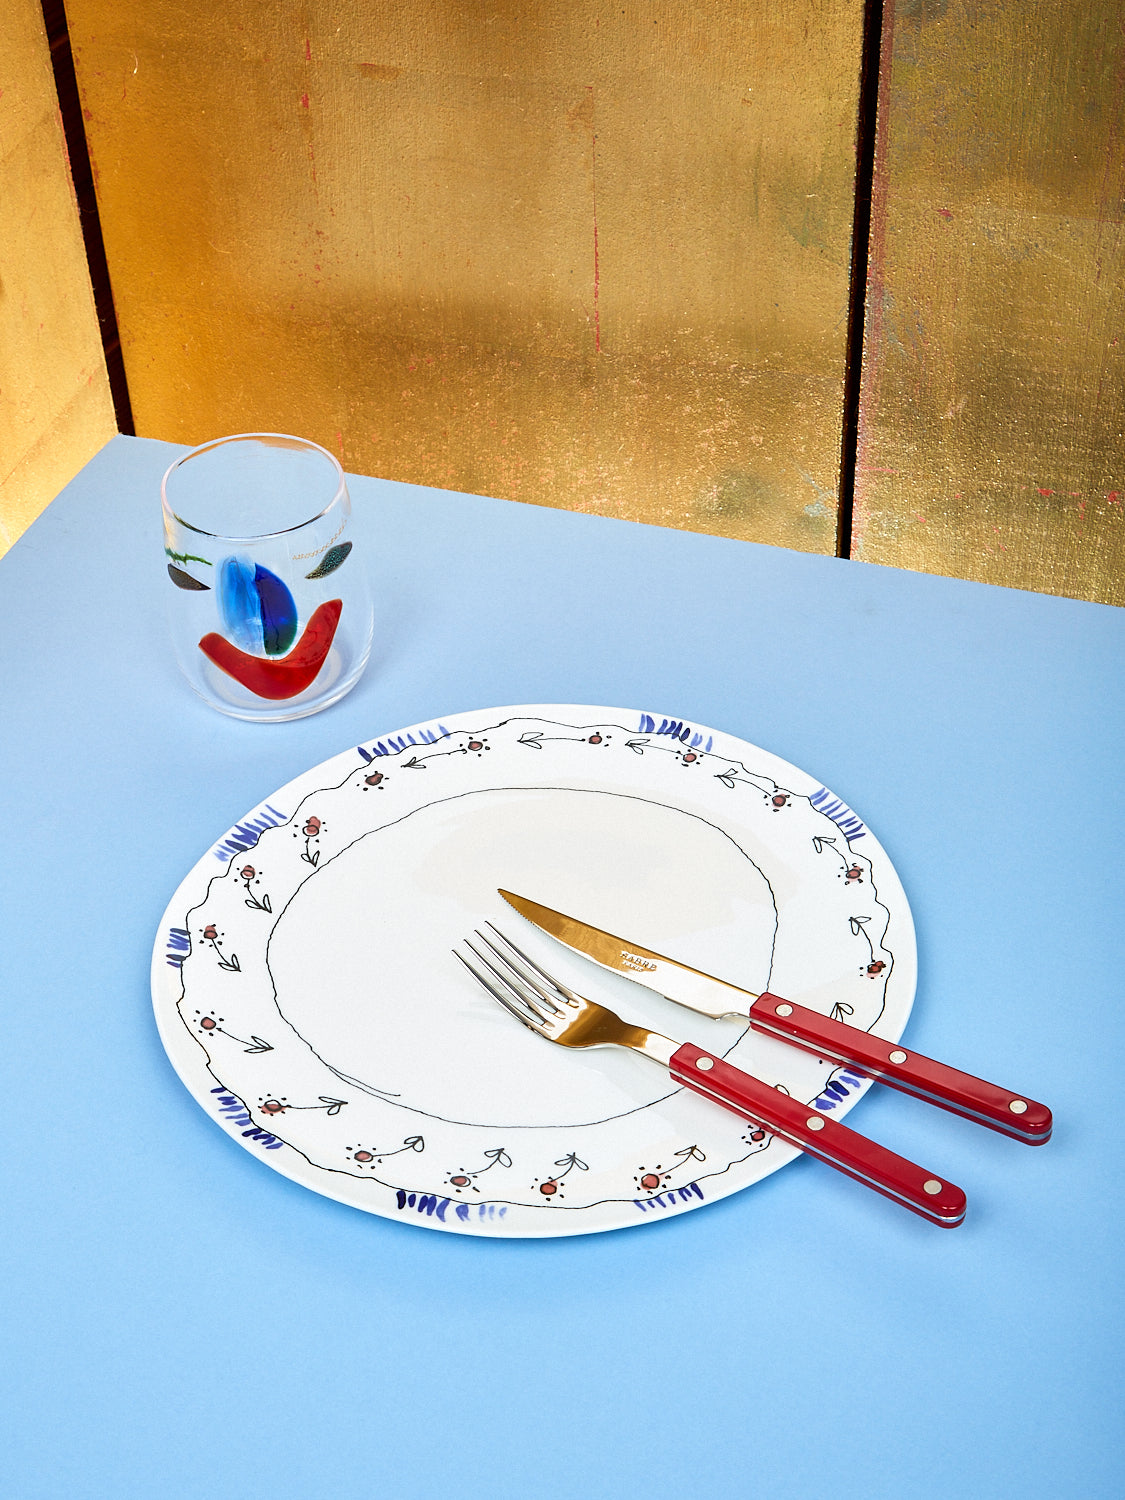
(456, 925), (966, 1227)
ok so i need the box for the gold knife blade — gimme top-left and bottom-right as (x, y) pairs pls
(497, 888), (757, 1020)
(497, 891), (1054, 1145)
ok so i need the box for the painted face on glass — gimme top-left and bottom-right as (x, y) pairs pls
(165, 542), (352, 699)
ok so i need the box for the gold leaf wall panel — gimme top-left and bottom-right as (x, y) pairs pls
(0, 0), (115, 557)
(67, 0), (866, 552)
(854, 0), (1125, 604)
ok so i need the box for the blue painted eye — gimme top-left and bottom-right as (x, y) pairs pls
(220, 556), (264, 652)
(254, 565), (298, 655)
(218, 557), (298, 656)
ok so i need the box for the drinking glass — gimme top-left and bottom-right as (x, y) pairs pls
(161, 434), (373, 721)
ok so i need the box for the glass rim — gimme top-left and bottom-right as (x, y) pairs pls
(160, 432), (347, 541)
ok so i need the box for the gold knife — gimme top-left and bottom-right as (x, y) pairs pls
(498, 889), (1052, 1145)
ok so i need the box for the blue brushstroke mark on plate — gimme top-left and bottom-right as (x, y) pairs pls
(394, 1190), (508, 1223)
(657, 718), (691, 742)
(634, 1182), (704, 1212)
(212, 803), (289, 861)
(813, 1069), (869, 1111)
(165, 926), (190, 968)
(638, 712), (712, 752)
(358, 722), (450, 762)
(210, 1087), (283, 1148)
(810, 786), (867, 840)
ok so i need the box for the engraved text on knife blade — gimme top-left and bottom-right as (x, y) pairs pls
(621, 950), (659, 972)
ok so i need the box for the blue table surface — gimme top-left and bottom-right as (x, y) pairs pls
(2, 435), (1123, 1499)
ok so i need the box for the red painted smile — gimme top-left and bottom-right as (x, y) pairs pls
(198, 598), (343, 699)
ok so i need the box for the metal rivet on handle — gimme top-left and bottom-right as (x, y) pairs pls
(696, 1056), (715, 1071)
(889, 1049), (908, 1064)
(923, 1179), (943, 1195)
(775, 1003), (793, 1017)
(1009, 1099), (1028, 1114)
(805, 1116), (825, 1131)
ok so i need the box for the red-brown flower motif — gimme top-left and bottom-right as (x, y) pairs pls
(303, 816), (321, 836)
(201, 924), (240, 970)
(239, 864), (271, 912)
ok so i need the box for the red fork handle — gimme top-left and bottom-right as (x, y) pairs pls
(669, 1042), (966, 1227)
(748, 993), (1052, 1145)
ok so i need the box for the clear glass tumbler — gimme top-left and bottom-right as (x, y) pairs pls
(161, 434), (373, 721)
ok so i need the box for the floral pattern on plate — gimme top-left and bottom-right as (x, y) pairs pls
(151, 705), (915, 1236)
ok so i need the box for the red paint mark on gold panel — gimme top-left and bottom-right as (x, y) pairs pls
(588, 85), (601, 354)
(568, 85), (602, 355)
(592, 143), (601, 350)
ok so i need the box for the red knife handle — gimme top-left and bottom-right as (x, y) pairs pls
(669, 1042), (966, 1227)
(749, 993), (1052, 1144)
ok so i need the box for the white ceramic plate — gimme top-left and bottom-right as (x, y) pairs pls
(151, 705), (915, 1236)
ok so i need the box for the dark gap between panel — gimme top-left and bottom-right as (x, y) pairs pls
(40, 0), (134, 434)
(836, 0), (885, 559)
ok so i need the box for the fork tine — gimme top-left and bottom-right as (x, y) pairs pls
(464, 933), (549, 1012)
(481, 923), (582, 1008)
(453, 947), (550, 1034)
(460, 937), (542, 1014)
(473, 928), (567, 1015)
